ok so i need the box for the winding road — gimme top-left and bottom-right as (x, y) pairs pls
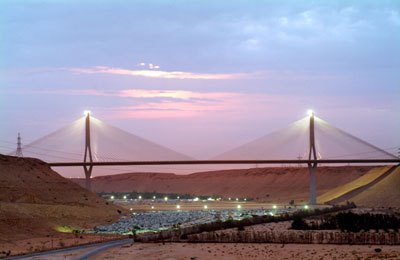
(6, 238), (132, 260)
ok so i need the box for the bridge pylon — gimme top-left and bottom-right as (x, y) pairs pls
(308, 111), (317, 205)
(83, 112), (93, 190)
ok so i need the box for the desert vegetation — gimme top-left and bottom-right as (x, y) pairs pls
(291, 211), (400, 232)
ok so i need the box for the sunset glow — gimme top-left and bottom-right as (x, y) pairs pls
(70, 66), (249, 80)
(1, 0), (399, 160)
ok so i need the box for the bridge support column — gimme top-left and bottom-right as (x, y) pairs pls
(83, 112), (93, 191)
(308, 111), (318, 205)
(84, 165), (93, 190)
(308, 163), (317, 205)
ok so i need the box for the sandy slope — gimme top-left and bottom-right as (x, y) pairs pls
(317, 166), (391, 204)
(0, 154), (121, 243)
(316, 165), (400, 208)
(349, 166), (400, 207)
(72, 166), (374, 202)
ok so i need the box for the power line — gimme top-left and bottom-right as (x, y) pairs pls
(0, 140), (86, 157)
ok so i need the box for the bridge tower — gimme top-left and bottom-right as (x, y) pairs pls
(16, 133), (23, 157)
(83, 111), (93, 190)
(308, 110), (317, 205)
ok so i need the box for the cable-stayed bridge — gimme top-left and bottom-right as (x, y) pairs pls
(7, 111), (399, 205)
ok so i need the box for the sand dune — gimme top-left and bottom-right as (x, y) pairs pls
(347, 166), (400, 207)
(0, 154), (121, 242)
(317, 165), (400, 207)
(317, 166), (392, 204)
(73, 166), (375, 203)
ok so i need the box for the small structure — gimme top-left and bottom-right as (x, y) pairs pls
(16, 133), (23, 157)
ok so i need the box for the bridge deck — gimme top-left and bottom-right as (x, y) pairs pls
(48, 159), (400, 167)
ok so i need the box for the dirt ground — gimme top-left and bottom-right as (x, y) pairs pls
(93, 242), (400, 260)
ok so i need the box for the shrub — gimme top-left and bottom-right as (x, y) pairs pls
(291, 216), (309, 230)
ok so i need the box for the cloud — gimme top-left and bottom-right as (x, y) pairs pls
(69, 66), (250, 80)
(66, 65), (341, 81)
(104, 100), (227, 119)
(117, 89), (238, 100)
(29, 88), (244, 118)
(96, 90), (273, 119)
(33, 88), (239, 101)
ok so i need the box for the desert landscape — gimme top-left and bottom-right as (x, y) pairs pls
(1, 153), (399, 258)
(2, 1), (400, 259)
(72, 166), (376, 203)
(0, 154), (124, 257)
(94, 243), (400, 260)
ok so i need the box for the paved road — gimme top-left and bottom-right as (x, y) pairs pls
(6, 238), (133, 260)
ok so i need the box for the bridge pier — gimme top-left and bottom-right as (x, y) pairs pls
(308, 111), (318, 205)
(308, 163), (317, 205)
(83, 112), (93, 191)
(84, 165), (93, 190)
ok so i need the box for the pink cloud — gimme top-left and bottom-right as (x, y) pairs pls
(70, 66), (250, 80)
(116, 89), (239, 100)
(31, 88), (242, 118)
(27, 87), (313, 120)
(99, 90), (240, 119)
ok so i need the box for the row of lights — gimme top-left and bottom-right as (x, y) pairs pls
(128, 204), (309, 212)
(227, 198), (247, 201)
(113, 197), (309, 211)
(128, 204), (238, 211)
(112, 195), (251, 201)
(173, 204), (242, 210)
